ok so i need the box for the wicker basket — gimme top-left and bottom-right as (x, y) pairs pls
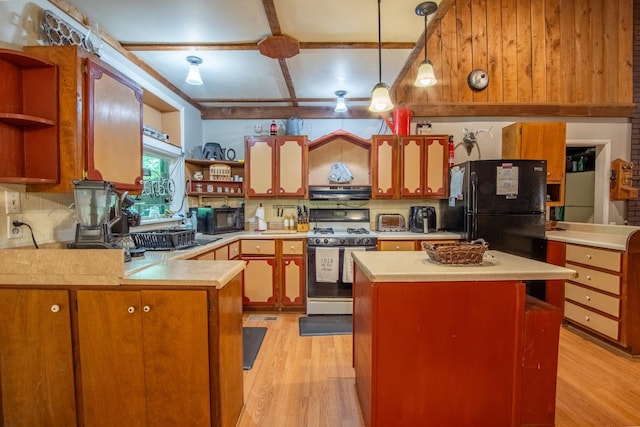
(131, 229), (196, 251)
(422, 239), (488, 265)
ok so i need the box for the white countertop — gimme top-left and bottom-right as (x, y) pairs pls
(122, 259), (246, 289)
(352, 250), (577, 283)
(545, 222), (640, 251)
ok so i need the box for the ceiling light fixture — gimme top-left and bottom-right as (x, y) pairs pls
(413, 1), (438, 88)
(335, 90), (348, 112)
(185, 56), (203, 85)
(369, 0), (393, 113)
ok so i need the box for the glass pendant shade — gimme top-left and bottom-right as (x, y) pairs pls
(335, 90), (348, 112)
(185, 56), (203, 85)
(369, 83), (394, 112)
(414, 60), (437, 87)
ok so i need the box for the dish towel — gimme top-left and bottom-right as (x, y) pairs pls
(342, 247), (366, 283)
(315, 247), (339, 283)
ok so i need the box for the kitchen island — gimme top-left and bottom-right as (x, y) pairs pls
(351, 250), (576, 427)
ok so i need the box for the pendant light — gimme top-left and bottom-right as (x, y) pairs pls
(413, 1), (438, 88)
(334, 90), (348, 112)
(369, 0), (394, 112)
(185, 56), (203, 85)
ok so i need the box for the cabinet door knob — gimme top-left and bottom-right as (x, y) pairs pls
(586, 254), (592, 259)
(128, 306), (136, 314)
(395, 246), (400, 250)
(585, 295), (591, 301)
(586, 275), (591, 280)
(143, 305), (151, 313)
(51, 304), (60, 313)
(585, 316), (590, 321)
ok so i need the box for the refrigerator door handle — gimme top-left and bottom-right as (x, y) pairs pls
(470, 171), (478, 214)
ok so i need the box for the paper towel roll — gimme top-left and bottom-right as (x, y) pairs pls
(255, 205), (267, 231)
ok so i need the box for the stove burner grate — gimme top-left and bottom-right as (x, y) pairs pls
(347, 227), (369, 234)
(313, 227), (334, 234)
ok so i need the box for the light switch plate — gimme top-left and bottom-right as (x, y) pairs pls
(5, 191), (21, 214)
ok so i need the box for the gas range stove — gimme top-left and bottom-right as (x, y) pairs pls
(306, 209), (378, 247)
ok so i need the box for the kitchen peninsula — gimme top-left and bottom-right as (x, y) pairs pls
(0, 249), (246, 427)
(351, 250), (576, 427)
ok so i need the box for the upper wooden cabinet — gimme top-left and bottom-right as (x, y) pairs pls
(399, 135), (448, 198)
(25, 45), (143, 193)
(371, 134), (449, 199)
(0, 49), (58, 184)
(244, 135), (308, 198)
(502, 122), (566, 206)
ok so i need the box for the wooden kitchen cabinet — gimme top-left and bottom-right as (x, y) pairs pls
(244, 135), (308, 198)
(563, 244), (623, 342)
(241, 239), (305, 310)
(371, 134), (449, 199)
(25, 45), (143, 193)
(193, 241), (240, 260)
(0, 289), (77, 426)
(378, 240), (415, 251)
(0, 49), (59, 184)
(371, 135), (397, 198)
(502, 122), (566, 206)
(399, 135), (448, 198)
(558, 233), (640, 356)
(280, 239), (306, 309)
(379, 239), (458, 251)
(76, 289), (212, 426)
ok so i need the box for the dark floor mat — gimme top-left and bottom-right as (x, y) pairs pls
(243, 327), (267, 370)
(298, 315), (352, 336)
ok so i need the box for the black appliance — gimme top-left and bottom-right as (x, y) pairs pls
(408, 206), (436, 233)
(306, 208), (378, 315)
(189, 206), (244, 234)
(440, 159), (548, 299)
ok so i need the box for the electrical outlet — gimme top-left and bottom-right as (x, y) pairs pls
(7, 216), (22, 239)
(5, 191), (21, 214)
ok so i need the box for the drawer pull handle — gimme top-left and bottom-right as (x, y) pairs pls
(585, 316), (590, 321)
(585, 295), (591, 301)
(395, 246), (400, 250)
(586, 275), (591, 280)
(586, 254), (592, 259)
(290, 246), (295, 250)
(51, 304), (60, 313)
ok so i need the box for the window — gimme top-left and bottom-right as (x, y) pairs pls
(135, 138), (184, 220)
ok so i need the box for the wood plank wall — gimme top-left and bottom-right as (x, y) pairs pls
(394, 0), (634, 116)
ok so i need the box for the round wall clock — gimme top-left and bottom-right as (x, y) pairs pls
(467, 69), (489, 91)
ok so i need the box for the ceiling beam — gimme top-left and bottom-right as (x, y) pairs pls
(120, 41), (417, 51)
(201, 103), (636, 120)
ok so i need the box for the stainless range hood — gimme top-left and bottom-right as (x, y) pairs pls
(308, 185), (372, 201)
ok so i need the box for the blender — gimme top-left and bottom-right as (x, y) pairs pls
(68, 179), (122, 250)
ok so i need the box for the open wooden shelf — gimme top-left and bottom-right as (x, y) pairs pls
(0, 49), (58, 183)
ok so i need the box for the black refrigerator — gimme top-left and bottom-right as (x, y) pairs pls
(440, 159), (548, 298)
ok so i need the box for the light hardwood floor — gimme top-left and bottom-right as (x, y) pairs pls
(239, 313), (640, 427)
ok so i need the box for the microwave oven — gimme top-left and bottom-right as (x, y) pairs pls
(189, 206), (244, 234)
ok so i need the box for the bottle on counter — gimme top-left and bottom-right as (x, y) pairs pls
(270, 120), (277, 136)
